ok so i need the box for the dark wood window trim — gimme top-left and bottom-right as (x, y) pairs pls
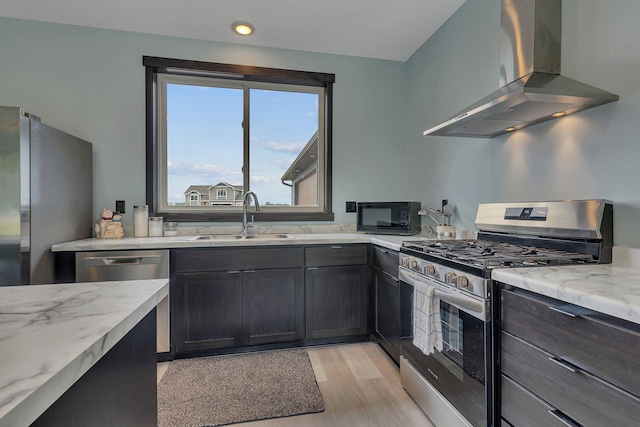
(144, 56), (334, 222)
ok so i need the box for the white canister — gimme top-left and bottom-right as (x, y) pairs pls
(148, 217), (164, 237)
(436, 225), (456, 240)
(164, 221), (178, 237)
(133, 205), (149, 237)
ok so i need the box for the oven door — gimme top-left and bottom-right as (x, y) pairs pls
(399, 268), (491, 427)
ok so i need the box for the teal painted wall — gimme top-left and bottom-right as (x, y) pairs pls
(3, 0), (640, 247)
(406, 0), (640, 247)
(0, 17), (408, 229)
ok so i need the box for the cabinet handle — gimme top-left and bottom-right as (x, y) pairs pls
(548, 304), (594, 318)
(379, 269), (399, 283)
(547, 409), (582, 427)
(228, 270), (240, 274)
(307, 267), (318, 270)
(330, 245), (342, 249)
(548, 356), (580, 373)
(549, 358), (640, 405)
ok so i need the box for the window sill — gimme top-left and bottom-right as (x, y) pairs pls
(155, 211), (335, 223)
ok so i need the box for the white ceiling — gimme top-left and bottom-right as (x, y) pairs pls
(0, 0), (466, 62)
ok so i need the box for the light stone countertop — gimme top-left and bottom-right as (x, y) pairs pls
(0, 279), (169, 427)
(492, 247), (640, 324)
(51, 233), (417, 253)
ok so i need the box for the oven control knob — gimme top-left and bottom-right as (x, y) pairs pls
(454, 276), (470, 288)
(444, 272), (457, 283)
(423, 265), (436, 276)
(410, 259), (419, 270)
(401, 257), (409, 267)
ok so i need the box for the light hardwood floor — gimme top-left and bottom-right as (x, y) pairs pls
(157, 342), (434, 426)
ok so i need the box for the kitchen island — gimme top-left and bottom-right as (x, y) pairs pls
(0, 279), (168, 427)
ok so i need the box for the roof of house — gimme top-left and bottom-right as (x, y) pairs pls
(281, 131), (319, 182)
(184, 182), (244, 195)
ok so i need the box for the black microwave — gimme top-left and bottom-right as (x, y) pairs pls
(357, 202), (421, 235)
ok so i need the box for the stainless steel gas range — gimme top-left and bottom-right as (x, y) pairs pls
(398, 200), (613, 427)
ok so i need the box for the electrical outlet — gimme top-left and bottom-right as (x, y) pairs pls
(346, 201), (357, 213)
(442, 199), (448, 210)
(116, 200), (126, 214)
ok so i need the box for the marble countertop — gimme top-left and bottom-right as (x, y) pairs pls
(492, 247), (640, 324)
(0, 279), (169, 427)
(51, 233), (414, 253)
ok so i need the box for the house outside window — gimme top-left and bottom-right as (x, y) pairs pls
(144, 56), (335, 222)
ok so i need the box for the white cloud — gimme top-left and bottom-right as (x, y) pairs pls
(272, 159), (294, 170)
(265, 141), (304, 153)
(168, 162), (241, 180)
(251, 175), (272, 183)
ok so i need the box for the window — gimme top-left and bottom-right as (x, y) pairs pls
(144, 56), (334, 222)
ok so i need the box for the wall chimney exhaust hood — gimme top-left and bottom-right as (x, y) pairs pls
(423, 0), (619, 138)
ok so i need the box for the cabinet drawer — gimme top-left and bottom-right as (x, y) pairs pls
(501, 288), (640, 396)
(501, 375), (575, 427)
(174, 247), (303, 272)
(305, 245), (368, 266)
(502, 331), (640, 427)
(373, 245), (399, 276)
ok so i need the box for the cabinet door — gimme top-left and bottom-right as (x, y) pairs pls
(373, 246), (399, 277)
(243, 269), (304, 345)
(305, 265), (368, 339)
(374, 267), (400, 362)
(174, 271), (242, 353)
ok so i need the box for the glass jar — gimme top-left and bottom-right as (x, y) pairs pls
(148, 216), (164, 237)
(164, 221), (178, 237)
(133, 205), (149, 237)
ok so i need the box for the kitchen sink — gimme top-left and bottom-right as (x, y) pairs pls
(243, 233), (292, 239)
(188, 233), (292, 240)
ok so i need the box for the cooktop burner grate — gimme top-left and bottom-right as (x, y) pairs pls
(401, 239), (594, 270)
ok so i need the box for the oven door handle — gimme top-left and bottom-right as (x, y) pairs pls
(433, 288), (484, 314)
(401, 268), (487, 319)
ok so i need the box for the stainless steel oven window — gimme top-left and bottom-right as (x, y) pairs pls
(440, 302), (463, 362)
(436, 302), (485, 384)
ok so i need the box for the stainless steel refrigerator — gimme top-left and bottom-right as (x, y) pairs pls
(0, 106), (93, 285)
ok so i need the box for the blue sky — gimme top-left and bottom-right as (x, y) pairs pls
(166, 83), (318, 205)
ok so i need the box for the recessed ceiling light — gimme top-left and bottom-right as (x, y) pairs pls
(551, 112), (566, 118)
(232, 22), (254, 36)
(505, 127), (517, 132)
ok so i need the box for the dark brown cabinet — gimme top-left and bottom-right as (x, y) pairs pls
(175, 271), (242, 352)
(498, 285), (640, 427)
(372, 246), (400, 363)
(172, 247), (304, 354)
(305, 245), (369, 339)
(242, 268), (304, 345)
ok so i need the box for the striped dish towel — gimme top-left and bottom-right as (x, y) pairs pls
(412, 279), (443, 355)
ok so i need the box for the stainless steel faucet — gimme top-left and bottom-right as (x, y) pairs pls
(241, 191), (261, 236)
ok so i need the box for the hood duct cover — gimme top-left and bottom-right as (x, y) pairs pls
(424, 0), (619, 138)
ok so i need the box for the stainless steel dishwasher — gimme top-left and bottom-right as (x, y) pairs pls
(75, 250), (170, 354)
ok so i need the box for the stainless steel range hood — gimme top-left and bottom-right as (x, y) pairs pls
(423, 0), (619, 138)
